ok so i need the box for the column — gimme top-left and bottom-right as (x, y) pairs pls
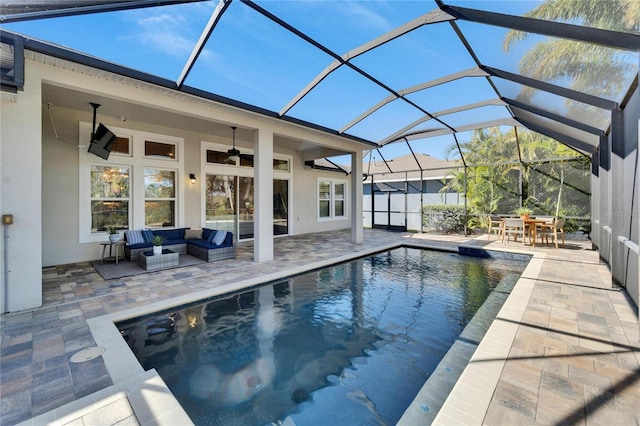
(253, 128), (274, 262)
(351, 150), (363, 243)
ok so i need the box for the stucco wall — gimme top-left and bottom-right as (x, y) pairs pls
(1, 61), (43, 312)
(42, 107), (353, 266)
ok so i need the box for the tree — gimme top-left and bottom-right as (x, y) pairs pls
(504, 0), (639, 122)
(442, 127), (590, 229)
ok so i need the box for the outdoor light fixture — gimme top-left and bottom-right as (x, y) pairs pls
(189, 173), (196, 184)
(228, 126), (240, 163)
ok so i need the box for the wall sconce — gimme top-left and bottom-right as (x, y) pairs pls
(189, 173), (196, 184)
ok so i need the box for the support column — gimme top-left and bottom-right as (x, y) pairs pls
(1, 68), (43, 313)
(253, 128), (274, 262)
(351, 150), (363, 243)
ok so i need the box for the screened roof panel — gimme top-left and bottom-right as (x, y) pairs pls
(492, 78), (612, 131)
(460, 20), (639, 103)
(349, 24), (475, 90)
(437, 104), (512, 129)
(2, 0), (636, 163)
(184, 3), (331, 111)
(512, 107), (600, 150)
(405, 76), (499, 113)
(347, 99), (427, 143)
(447, 0), (640, 34)
(286, 65), (390, 131)
(4, 2), (215, 79)
(251, 1), (439, 54)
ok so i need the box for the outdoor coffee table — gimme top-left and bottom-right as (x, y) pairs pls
(137, 249), (179, 271)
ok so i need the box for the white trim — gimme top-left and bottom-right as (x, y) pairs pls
(78, 122), (184, 243)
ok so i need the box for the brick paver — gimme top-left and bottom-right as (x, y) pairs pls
(1, 229), (639, 425)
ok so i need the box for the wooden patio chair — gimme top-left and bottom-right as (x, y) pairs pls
(537, 218), (566, 248)
(487, 215), (504, 240)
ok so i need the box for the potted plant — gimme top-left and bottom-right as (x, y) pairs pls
(152, 235), (166, 256)
(514, 207), (533, 220)
(107, 226), (120, 243)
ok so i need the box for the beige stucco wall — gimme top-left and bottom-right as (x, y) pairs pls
(33, 59), (359, 268)
(1, 61), (43, 312)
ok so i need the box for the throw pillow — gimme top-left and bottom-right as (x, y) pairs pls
(141, 230), (154, 243)
(185, 228), (203, 240)
(207, 230), (218, 244)
(213, 230), (227, 246)
(125, 230), (144, 245)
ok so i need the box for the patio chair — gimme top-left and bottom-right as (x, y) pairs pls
(538, 218), (565, 248)
(502, 218), (526, 245)
(487, 215), (503, 240)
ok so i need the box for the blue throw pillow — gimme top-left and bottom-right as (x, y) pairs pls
(142, 230), (154, 243)
(125, 230), (144, 245)
(213, 230), (227, 246)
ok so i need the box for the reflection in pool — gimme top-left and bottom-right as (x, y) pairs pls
(119, 247), (528, 425)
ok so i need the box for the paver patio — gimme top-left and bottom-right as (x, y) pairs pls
(1, 229), (638, 425)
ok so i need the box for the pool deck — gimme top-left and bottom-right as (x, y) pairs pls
(1, 229), (639, 425)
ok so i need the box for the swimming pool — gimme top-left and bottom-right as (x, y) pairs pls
(118, 247), (528, 425)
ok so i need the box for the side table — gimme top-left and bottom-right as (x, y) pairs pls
(100, 241), (125, 264)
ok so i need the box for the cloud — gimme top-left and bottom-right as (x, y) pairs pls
(334, 1), (393, 33)
(120, 3), (215, 59)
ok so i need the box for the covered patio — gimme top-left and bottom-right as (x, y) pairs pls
(1, 229), (638, 425)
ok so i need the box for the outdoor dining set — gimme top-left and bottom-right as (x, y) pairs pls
(488, 215), (566, 248)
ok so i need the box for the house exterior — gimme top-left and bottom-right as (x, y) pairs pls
(363, 153), (461, 231)
(0, 32), (373, 313)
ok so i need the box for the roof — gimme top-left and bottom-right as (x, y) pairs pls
(1, 0), (638, 162)
(364, 153), (455, 182)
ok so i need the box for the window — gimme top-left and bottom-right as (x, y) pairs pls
(145, 169), (176, 227)
(80, 123), (184, 242)
(239, 154), (254, 167)
(334, 182), (345, 216)
(145, 140), (176, 159)
(90, 165), (130, 232)
(111, 136), (130, 155)
(206, 149), (235, 165)
(318, 178), (347, 221)
(273, 158), (289, 172)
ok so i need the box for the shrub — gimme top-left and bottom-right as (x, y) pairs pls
(422, 204), (466, 233)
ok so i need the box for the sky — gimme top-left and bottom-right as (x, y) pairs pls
(5, 0), (623, 162)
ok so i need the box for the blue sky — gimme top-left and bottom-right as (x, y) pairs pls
(5, 1), (561, 160)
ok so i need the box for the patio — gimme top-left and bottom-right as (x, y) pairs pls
(1, 229), (638, 425)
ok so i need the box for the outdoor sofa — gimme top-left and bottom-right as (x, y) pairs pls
(124, 227), (235, 262)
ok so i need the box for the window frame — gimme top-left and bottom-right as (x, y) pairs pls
(143, 168), (177, 228)
(317, 177), (348, 222)
(79, 121), (184, 243)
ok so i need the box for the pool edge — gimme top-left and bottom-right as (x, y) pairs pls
(400, 251), (546, 426)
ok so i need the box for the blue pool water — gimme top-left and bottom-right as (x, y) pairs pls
(118, 247), (528, 425)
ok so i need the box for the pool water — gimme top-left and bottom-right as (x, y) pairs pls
(119, 247), (528, 425)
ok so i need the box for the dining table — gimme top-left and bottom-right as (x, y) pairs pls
(523, 218), (553, 247)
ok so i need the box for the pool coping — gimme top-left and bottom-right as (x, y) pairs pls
(24, 240), (542, 425)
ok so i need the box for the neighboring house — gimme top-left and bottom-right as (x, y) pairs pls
(362, 153), (462, 231)
(0, 32), (373, 313)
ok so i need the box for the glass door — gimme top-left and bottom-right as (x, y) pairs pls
(205, 175), (235, 234)
(273, 179), (288, 235)
(206, 175), (288, 240)
(238, 177), (254, 240)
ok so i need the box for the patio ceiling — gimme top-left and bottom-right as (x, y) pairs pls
(1, 0), (639, 168)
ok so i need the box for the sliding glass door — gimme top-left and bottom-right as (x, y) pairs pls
(273, 179), (288, 235)
(205, 174), (236, 234)
(205, 175), (288, 240)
